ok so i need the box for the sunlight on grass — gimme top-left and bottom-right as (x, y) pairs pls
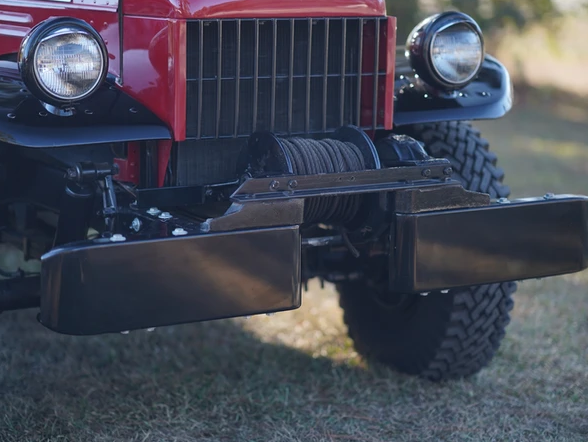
(239, 280), (362, 365)
(512, 137), (588, 163)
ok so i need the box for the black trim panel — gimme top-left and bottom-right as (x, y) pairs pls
(393, 54), (513, 126)
(0, 61), (170, 148)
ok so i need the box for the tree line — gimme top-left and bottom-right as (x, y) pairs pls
(388, 0), (560, 42)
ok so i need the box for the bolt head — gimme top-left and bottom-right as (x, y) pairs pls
(146, 328), (156, 332)
(441, 289), (450, 294)
(269, 180), (280, 191)
(172, 228), (188, 236)
(147, 207), (160, 216)
(420, 292), (430, 297)
(159, 212), (173, 220)
(120, 330), (130, 335)
(110, 234), (127, 242)
(266, 313), (276, 317)
(131, 218), (142, 232)
(288, 180), (298, 190)
(497, 198), (510, 204)
(422, 169), (432, 178)
(443, 167), (453, 176)
(544, 193), (555, 200)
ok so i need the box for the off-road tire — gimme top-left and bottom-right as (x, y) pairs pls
(337, 121), (517, 381)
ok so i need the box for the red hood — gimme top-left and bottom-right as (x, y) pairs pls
(123, 0), (387, 19)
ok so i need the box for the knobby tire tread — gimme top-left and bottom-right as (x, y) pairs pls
(338, 121), (517, 381)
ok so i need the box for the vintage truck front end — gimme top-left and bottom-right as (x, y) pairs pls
(0, 0), (586, 381)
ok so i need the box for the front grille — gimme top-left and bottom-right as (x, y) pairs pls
(185, 17), (388, 140)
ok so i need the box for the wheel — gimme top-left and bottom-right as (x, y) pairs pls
(337, 121), (517, 381)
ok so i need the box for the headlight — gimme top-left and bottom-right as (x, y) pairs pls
(406, 12), (484, 90)
(19, 17), (108, 106)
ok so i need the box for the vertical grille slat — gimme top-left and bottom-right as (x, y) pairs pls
(270, 20), (277, 131)
(339, 18), (347, 127)
(197, 22), (204, 139)
(356, 19), (364, 128)
(234, 20), (241, 137)
(288, 18), (295, 134)
(322, 19), (329, 132)
(185, 17), (387, 139)
(305, 21), (313, 133)
(215, 21), (223, 138)
(372, 19), (381, 131)
(252, 19), (260, 133)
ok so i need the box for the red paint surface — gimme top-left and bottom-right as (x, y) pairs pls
(114, 142), (141, 185)
(360, 18), (395, 130)
(123, 0), (386, 19)
(157, 140), (173, 187)
(119, 16), (186, 140)
(383, 17), (396, 129)
(0, 2), (120, 77)
(169, 20), (187, 141)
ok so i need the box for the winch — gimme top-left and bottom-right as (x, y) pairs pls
(239, 126), (384, 229)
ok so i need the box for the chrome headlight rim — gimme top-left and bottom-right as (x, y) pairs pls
(18, 17), (108, 107)
(406, 11), (485, 91)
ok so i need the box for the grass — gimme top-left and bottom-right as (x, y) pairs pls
(2, 91), (588, 441)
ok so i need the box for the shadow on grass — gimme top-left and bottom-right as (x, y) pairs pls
(0, 308), (423, 442)
(1, 299), (587, 442)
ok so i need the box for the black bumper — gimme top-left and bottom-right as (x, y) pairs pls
(41, 226), (302, 335)
(38, 165), (588, 335)
(391, 195), (588, 293)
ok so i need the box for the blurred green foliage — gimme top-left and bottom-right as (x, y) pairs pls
(388, 0), (559, 42)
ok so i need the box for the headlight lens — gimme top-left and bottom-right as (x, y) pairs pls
(430, 23), (483, 85)
(19, 18), (108, 106)
(405, 12), (485, 90)
(34, 28), (106, 101)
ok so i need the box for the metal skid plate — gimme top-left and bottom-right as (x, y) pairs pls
(40, 226), (302, 335)
(390, 195), (588, 293)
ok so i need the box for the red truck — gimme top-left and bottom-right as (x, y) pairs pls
(0, 0), (586, 381)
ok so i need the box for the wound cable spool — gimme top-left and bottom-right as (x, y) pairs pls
(277, 137), (367, 225)
(241, 126), (381, 226)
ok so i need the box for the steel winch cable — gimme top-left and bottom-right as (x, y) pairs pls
(278, 137), (367, 225)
